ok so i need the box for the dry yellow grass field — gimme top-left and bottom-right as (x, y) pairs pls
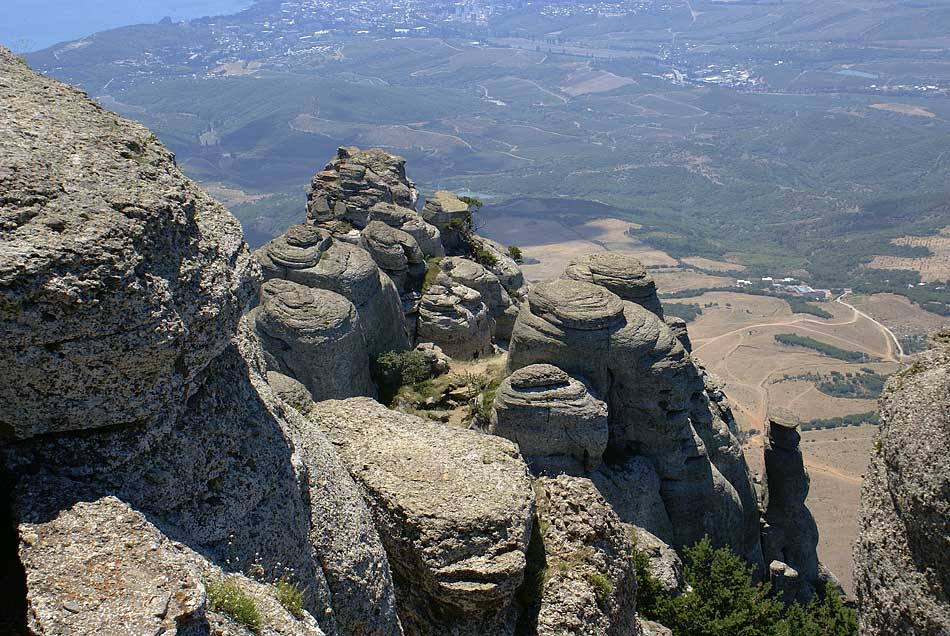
(868, 229), (950, 282)
(869, 103), (936, 118)
(847, 292), (950, 341)
(681, 256), (746, 272)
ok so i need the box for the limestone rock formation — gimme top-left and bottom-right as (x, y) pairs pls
(19, 496), (326, 636)
(0, 50), (402, 636)
(307, 147), (418, 227)
(490, 364), (609, 471)
(664, 316), (691, 352)
(855, 340), (950, 636)
(358, 220), (426, 289)
(422, 190), (472, 231)
(441, 256), (519, 342)
(761, 416), (820, 603)
(412, 341), (451, 377)
(562, 253), (663, 317)
(533, 475), (638, 636)
(416, 280), (494, 360)
(306, 398), (535, 636)
(257, 224), (410, 356)
(477, 237), (526, 294)
(0, 56), (255, 440)
(253, 279), (375, 402)
(628, 526), (683, 595)
(368, 203), (444, 258)
(508, 277), (763, 571)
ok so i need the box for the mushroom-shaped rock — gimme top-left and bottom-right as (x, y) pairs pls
(358, 220), (426, 289)
(855, 341), (950, 636)
(257, 224), (410, 356)
(441, 256), (518, 342)
(368, 202), (444, 258)
(534, 475), (639, 636)
(761, 416), (820, 603)
(0, 59), (257, 439)
(490, 364), (608, 471)
(508, 279), (625, 394)
(254, 279), (375, 402)
(562, 253), (663, 317)
(422, 190), (472, 230)
(307, 146), (418, 227)
(416, 282), (494, 360)
(307, 398), (535, 635)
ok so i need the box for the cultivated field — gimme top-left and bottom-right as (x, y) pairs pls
(868, 229), (950, 282)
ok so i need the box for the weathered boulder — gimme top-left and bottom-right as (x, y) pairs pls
(534, 475), (638, 636)
(307, 147), (418, 227)
(359, 221), (426, 290)
(257, 224), (409, 356)
(307, 398), (535, 636)
(476, 237), (526, 294)
(490, 364), (608, 471)
(253, 279), (375, 402)
(0, 52), (403, 636)
(19, 496), (326, 636)
(413, 342), (451, 377)
(855, 341), (950, 636)
(368, 202), (444, 258)
(761, 417), (820, 602)
(562, 253), (663, 317)
(628, 526), (683, 595)
(0, 50), (256, 440)
(664, 316), (691, 352)
(267, 371), (316, 411)
(416, 281), (494, 360)
(441, 256), (519, 342)
(421, 191), (471, 231)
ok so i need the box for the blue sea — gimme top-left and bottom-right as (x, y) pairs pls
(1, 0), (255, 52)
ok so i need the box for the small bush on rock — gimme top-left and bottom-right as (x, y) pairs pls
(206, 577), (263, 633)
(507, 245), (523, 262)
(273, 578), (304, 617)
(372, 350), (432, 405)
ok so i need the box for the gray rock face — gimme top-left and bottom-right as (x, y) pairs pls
(441, 257), (519, 343)
(307, 398), (535, 636)
(368, 202), (444, 258)
(629, 526), (683, 595)
(412, 342), (451, 377)
(855, 342), (950, 636)
(761, 418), (819, 602)
(19, 496), (326, 636)
(562, 253), (663, 317)
(490, 364), (609, 471)
(421, 191), (471, 230)
(534, 475), (638, 636)
(508, 276), (763, 570)
(257, 224), (409, 356)
(0, 49), (257, 441)
(358, 220), (426, 290)
(590, 458), (674, 542)
(477, 237), (526, 294)
(664, 316), (692, 352)
(0, 53), (402, 636)
(416, 281), (494, 360)
(307, 147), (418, 227)
(254, 279), (375, 402)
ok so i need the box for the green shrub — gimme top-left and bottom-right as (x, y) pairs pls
(475, 245), (498, 268)
(206, 578), (263, 633)
(447, 217), (468, 231)
(507, 245), (523, 262)
(274, 579), (304, 617)
(664, 303), (704, 323)
(371, 350), (431, 405)
(586, 572), (615, 604)
(458, 195), (483, 209)
(774, 334), (871, 362)
(422, 256), (444, 293)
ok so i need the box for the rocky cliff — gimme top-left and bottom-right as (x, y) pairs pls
(854, 335), (950, 636)
(1, 47), (834, 636)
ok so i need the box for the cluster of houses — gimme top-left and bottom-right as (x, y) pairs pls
(735, 277), (832, 301)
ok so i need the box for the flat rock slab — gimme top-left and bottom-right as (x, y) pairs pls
(307, 398), (535, 616)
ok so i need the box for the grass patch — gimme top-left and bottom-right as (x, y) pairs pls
(273, 579), (304, 617)
(422, 256), (444, 293)
(585, 572), (614, 604)
(206, 578), (263, 633)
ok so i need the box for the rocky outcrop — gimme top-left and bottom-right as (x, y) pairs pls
(533, 475), (638, 636)
(0, 50), (402, 636)
(562, 253), (662, 317)
(628, 526), (683, 595)
(253, 279), (375, 402)
(490, 364), (608, 472)
(257, 224), (409, 356)
(508, 276), (763, 570)
(760, 416), (820, 602)
(441, 256), (519, 342)
(306, 398), (535, 636)
(855, 340), (950, 636)
(422, 191), (471, 231)
(477, 237), (526, 294)
(416, 280), (494, 360)
(358, 220), (426, 290)
(19, 496), (326, 636)
(368, 203), (444, 258)
(307, 147), (418, 227)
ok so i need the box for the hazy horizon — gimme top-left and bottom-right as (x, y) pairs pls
(1, 0), (254, 52)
